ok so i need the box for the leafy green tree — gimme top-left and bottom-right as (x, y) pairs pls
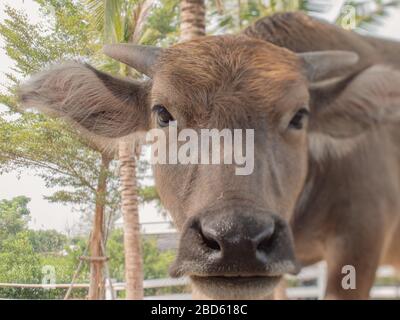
(142, 237), (175, 280)
(0, 230), (89, 299)
(106, 228), (125, 281)
(106, 229), (183, 297)
(0, 0), (123, 238)
(0, 111), (116, 214)
(106, 228), (177, 281)
(0, 232), (42, 298)
(0, 196), (30, 245)
(38, 236), (90, 299)
(0, 1), (97, 85)
(0, 194), (85, 298)
(27, 229), (68, 253)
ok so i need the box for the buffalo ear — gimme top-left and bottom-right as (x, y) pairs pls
(18, 62), (151, 138)
(298, 51), (359, 82)
(308, 65), (400, 159)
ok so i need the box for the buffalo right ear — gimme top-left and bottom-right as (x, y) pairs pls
(18, 62), (151, 138)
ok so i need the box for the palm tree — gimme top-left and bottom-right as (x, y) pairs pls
(118, 140), (143, 299)
(87, 0), (154, 300)
(180, 0), (206, 41)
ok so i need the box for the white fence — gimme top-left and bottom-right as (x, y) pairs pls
(1, 263), (398, 300)
(139, 263), (400, 300)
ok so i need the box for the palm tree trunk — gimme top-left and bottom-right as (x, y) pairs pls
(119, 141), (143, 300)
(180, 0), (206, 42)
(88, 153), (110, 300)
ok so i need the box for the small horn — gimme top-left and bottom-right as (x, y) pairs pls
(298, 51), (359, 82)
(103, 44), (162, 77)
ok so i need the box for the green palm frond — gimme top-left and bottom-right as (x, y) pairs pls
(86, 0), (124, 43)
(86, 0), (157, 44)
(130, 0), (154, 43)
(86, 0), (160, 75)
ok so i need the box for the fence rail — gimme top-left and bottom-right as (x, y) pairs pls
(0, 263), (398, 300)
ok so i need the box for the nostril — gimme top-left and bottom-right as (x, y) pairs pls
(255, 223), (275, 253)
(190, 219), (221, 251)
(200, 228), (221, 251)
(256, 234), (273, 254)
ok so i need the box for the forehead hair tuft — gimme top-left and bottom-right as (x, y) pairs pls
(156, 35), (303, 105)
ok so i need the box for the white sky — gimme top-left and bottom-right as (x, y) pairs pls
(1, 1), (400, 233)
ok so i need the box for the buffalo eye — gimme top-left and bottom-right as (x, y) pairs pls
(289, 108), (309, 130)
(152, 105), (174, 127)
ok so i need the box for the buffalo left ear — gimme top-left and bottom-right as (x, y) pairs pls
(298, 51), (359, 82)
(313, 65), (400, 137)
(307, 65), (400, 159)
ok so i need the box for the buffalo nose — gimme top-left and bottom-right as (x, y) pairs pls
(198, 213), (276, 265)
(169, 209), (300, 278)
